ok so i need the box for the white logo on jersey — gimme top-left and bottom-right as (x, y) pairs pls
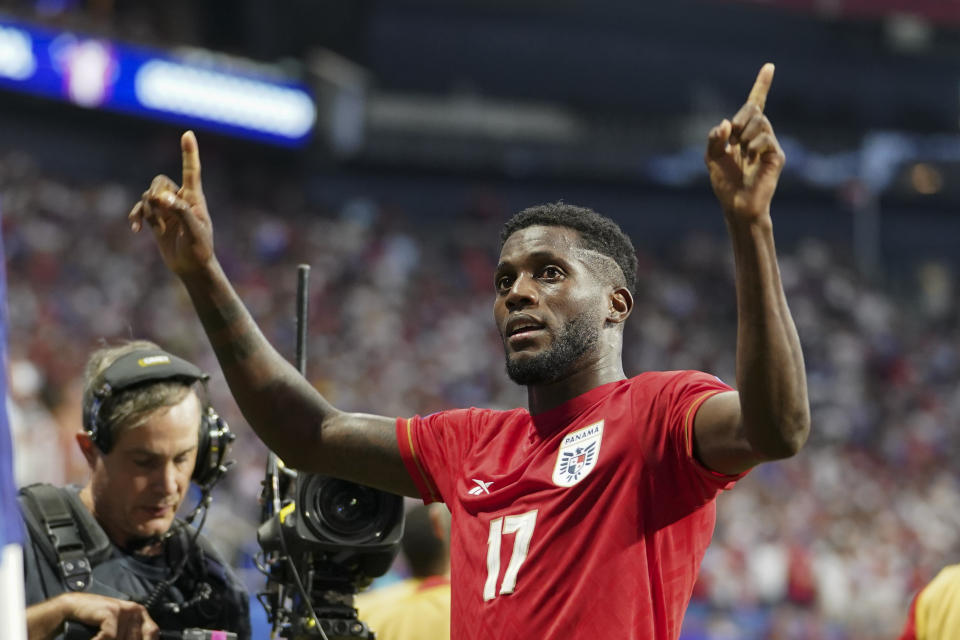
(552, 420), (604, 487)
(468, 479), (494, 495)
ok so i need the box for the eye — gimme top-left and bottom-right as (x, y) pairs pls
(495, 274), (514, 292)
(540, 266), (564, 280)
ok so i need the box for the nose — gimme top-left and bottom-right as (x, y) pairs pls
(155, 460), (181, 497)
(505, 273), (538, 311)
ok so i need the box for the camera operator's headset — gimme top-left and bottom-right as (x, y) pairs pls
(19, 349), (235, 595)
(83, 348), (234, 489)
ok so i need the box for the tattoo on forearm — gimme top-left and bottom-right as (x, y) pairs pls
(198, 298), (261, 364)
(210, 329), (259, 364)
(198, 296), (245, 335)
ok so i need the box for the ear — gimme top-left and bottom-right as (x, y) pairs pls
(75, 432), (101, 469)
(606, 286), (633, 324)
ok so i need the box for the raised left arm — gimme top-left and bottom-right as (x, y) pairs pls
(693, 63), (810, 475)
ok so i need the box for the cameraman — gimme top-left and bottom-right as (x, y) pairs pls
(20, 341), (250, 640)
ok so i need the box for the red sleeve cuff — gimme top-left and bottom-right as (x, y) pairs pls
(684, 390), (750, 489)
(396, 417), (442, 504)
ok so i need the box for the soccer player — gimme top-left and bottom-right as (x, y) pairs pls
(129, 63), (809, 639)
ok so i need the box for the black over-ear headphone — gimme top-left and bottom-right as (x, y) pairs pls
(82, 349), (235, 488)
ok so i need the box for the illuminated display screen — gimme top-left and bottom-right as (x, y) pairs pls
(0, 19), (317, 147)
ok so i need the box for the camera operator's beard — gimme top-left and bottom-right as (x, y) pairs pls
(504, 312), (599, 386)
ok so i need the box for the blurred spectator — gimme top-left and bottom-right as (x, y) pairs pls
(898, 564), (960, 640)
(356, 503), (451, 640)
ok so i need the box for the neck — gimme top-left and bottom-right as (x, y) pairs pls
(526, 354), (625, 415)
(78, 484), (98, 527)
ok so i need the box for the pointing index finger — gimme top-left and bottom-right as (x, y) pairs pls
(181, 130), (202, 192)
(746, 63), (775, 112)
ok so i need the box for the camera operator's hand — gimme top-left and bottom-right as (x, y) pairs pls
(26, 592), (159, 640)
(128, 131), (215, 279)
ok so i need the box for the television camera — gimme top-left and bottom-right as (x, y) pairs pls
(255, 265), (405, 640)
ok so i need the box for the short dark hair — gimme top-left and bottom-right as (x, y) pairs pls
(401, 504), (449, 578)
(499, 202), (638, 293)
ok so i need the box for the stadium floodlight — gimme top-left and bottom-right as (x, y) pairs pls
(0, 25), (36, 81)
(0, 18), (317, 147)
(135, 60), (316, 140)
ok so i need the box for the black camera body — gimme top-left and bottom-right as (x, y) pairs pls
(291, 474), (403, 581)
(258, 472), (404, 639)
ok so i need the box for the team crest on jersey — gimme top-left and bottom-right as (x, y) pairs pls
(552, 420), (604, 487)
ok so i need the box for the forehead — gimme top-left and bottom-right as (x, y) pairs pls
(112, 392), (202, 452)
(499, 225), (584, 264)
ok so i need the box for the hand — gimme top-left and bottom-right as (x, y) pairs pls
(49, 592), (159, 640)
(128, 131), (214, 277)
(705, 63), (785, 225)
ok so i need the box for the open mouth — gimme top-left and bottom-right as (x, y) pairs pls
(506, 318), (546, 343)
(509, 325), (542, 337)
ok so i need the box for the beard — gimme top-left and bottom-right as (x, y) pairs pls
(504, 311), (600, 386)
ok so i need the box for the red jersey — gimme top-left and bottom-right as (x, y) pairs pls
(396, 371), (745, 640)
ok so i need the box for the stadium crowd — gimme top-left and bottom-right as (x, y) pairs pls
(5, 148), (960, 640)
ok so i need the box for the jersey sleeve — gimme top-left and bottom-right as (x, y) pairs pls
(649, 370), (746, 498)
(396, 409), (476, 505)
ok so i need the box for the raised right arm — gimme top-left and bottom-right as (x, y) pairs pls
(129, 132), (418, 497)
(179, 259), (417, 495)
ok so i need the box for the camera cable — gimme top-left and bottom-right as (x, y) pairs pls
(275, 500), (330, 640)
(138, 487), (213, 614)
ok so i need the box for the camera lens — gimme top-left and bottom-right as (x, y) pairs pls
(317, 480), (381, 536)
(292, 473), (405, 582)
(297, 473), (403, 548)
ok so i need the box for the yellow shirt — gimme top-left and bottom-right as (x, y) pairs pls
(909, 564), (960, 640)
(356, 576), (451, 640)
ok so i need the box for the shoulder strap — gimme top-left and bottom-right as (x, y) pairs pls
(19, 484), (94, 592)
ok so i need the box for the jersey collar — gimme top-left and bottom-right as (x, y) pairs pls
(530, 378), (626, 436)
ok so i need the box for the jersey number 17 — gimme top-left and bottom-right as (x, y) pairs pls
(483, 509), (538, 601)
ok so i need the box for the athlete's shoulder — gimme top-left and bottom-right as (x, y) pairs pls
(631, 369), (726, 385)
(617, 372), (732, 426)
(626, 370), (730, 394)
(417, 405), (530, 428)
